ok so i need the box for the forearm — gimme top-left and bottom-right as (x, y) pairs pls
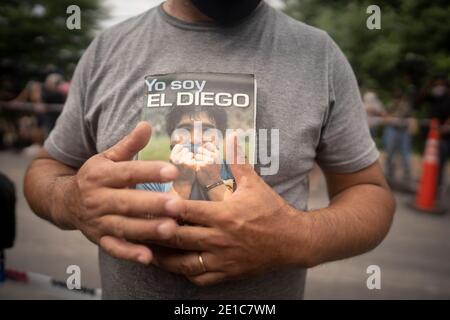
(24, 152), (78, 230)
(288, 183), (395, 268)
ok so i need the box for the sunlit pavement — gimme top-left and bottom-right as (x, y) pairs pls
(0, 150), (449, 299)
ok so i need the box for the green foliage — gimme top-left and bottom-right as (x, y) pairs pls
(283, 0), (450, 98)
(139, 135), (171, 162)
(0, 0), (107, 89)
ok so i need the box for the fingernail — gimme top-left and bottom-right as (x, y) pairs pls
(157, 221), (176, 238)
(165, 198), (183, 217)
(137, 254), (150, 265)
(160, 165), (177, 180)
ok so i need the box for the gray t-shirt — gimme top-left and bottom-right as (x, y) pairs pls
(44, 1), (378, 299)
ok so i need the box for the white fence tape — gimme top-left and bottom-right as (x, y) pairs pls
(5, 268), (102, 300)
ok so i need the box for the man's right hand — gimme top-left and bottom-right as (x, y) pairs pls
(59, 122), (183, 265)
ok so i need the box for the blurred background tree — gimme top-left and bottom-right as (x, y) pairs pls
(0, 0), (107, 97)
(283, 0), (450, 100)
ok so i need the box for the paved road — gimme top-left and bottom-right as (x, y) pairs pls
(0, 151), (449, 299)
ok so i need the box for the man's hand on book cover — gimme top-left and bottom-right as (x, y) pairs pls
(195, 142), (222, 186)
(170, 144), (196, 185)
(52, 122), (183, 265)
(152, 160), (310, 286)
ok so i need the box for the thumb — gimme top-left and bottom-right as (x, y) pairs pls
(103, 122), (152, 161)
(226, 132), (255, 185)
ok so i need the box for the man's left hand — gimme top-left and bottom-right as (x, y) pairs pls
(153, 161), (311, 286)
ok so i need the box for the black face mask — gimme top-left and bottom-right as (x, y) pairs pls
(191, 0), (262, 25)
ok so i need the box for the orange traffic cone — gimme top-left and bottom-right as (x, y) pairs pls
(414, 119), (442, 213)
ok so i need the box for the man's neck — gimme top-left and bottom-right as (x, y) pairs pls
(163, 0), (213, 23)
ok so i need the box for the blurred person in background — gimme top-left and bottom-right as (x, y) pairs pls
(0, 79), (16, 101)
(10, 80), (44, 149)
(10, 73), (67, 153)
(39, 73), (67, 134)
(363, 90), (386, 138)
(417, 75), (450, 190)
(383, 90), (417, 188)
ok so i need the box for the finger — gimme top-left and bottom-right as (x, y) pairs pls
(227, 133), (255, 185)
(103, 122), (151, 161)
(186, 158), (197, 166)
(200, 145), (222, 164)
(196, 161), (215, 169)
(165, 199), (224, 226)
(195, 153), (214, 164)
(100, 216), (178, 241)
(173, 148), (191, 164)
(201, 142), (218, 153)
(153, 225), (218, 251)
(179, 147), (189, 157)
(153, 251), (220, 276)
(171, 144), (183, 154)
(170, 147), (182, 163)
(196, 147), (215, 159)
(188, 272), (227, 287)
(99, 235), (153, 265)
(181, 152), (195, 165)
(101, 160), (177, 187)
(184, 151), (195, 161)
(95, 189), (183, 218)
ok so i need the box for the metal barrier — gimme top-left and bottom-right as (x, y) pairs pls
(0, 101), (63, 113)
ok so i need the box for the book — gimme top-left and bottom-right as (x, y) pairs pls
(137, 72), (256, 201)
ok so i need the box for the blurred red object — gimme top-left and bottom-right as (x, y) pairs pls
(415, 119), (440, 212)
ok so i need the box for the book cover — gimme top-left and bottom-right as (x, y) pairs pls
(137, 72), (256, 201)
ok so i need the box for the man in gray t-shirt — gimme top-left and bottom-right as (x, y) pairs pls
(24, 0), (395, 299)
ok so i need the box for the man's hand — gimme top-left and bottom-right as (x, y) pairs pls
(151, 159), (395, 286)
(195, 142), (222, 187)
(152, 161), (306, 286)
(170, 144), (196, 184)
(26, 122), (185, 265)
